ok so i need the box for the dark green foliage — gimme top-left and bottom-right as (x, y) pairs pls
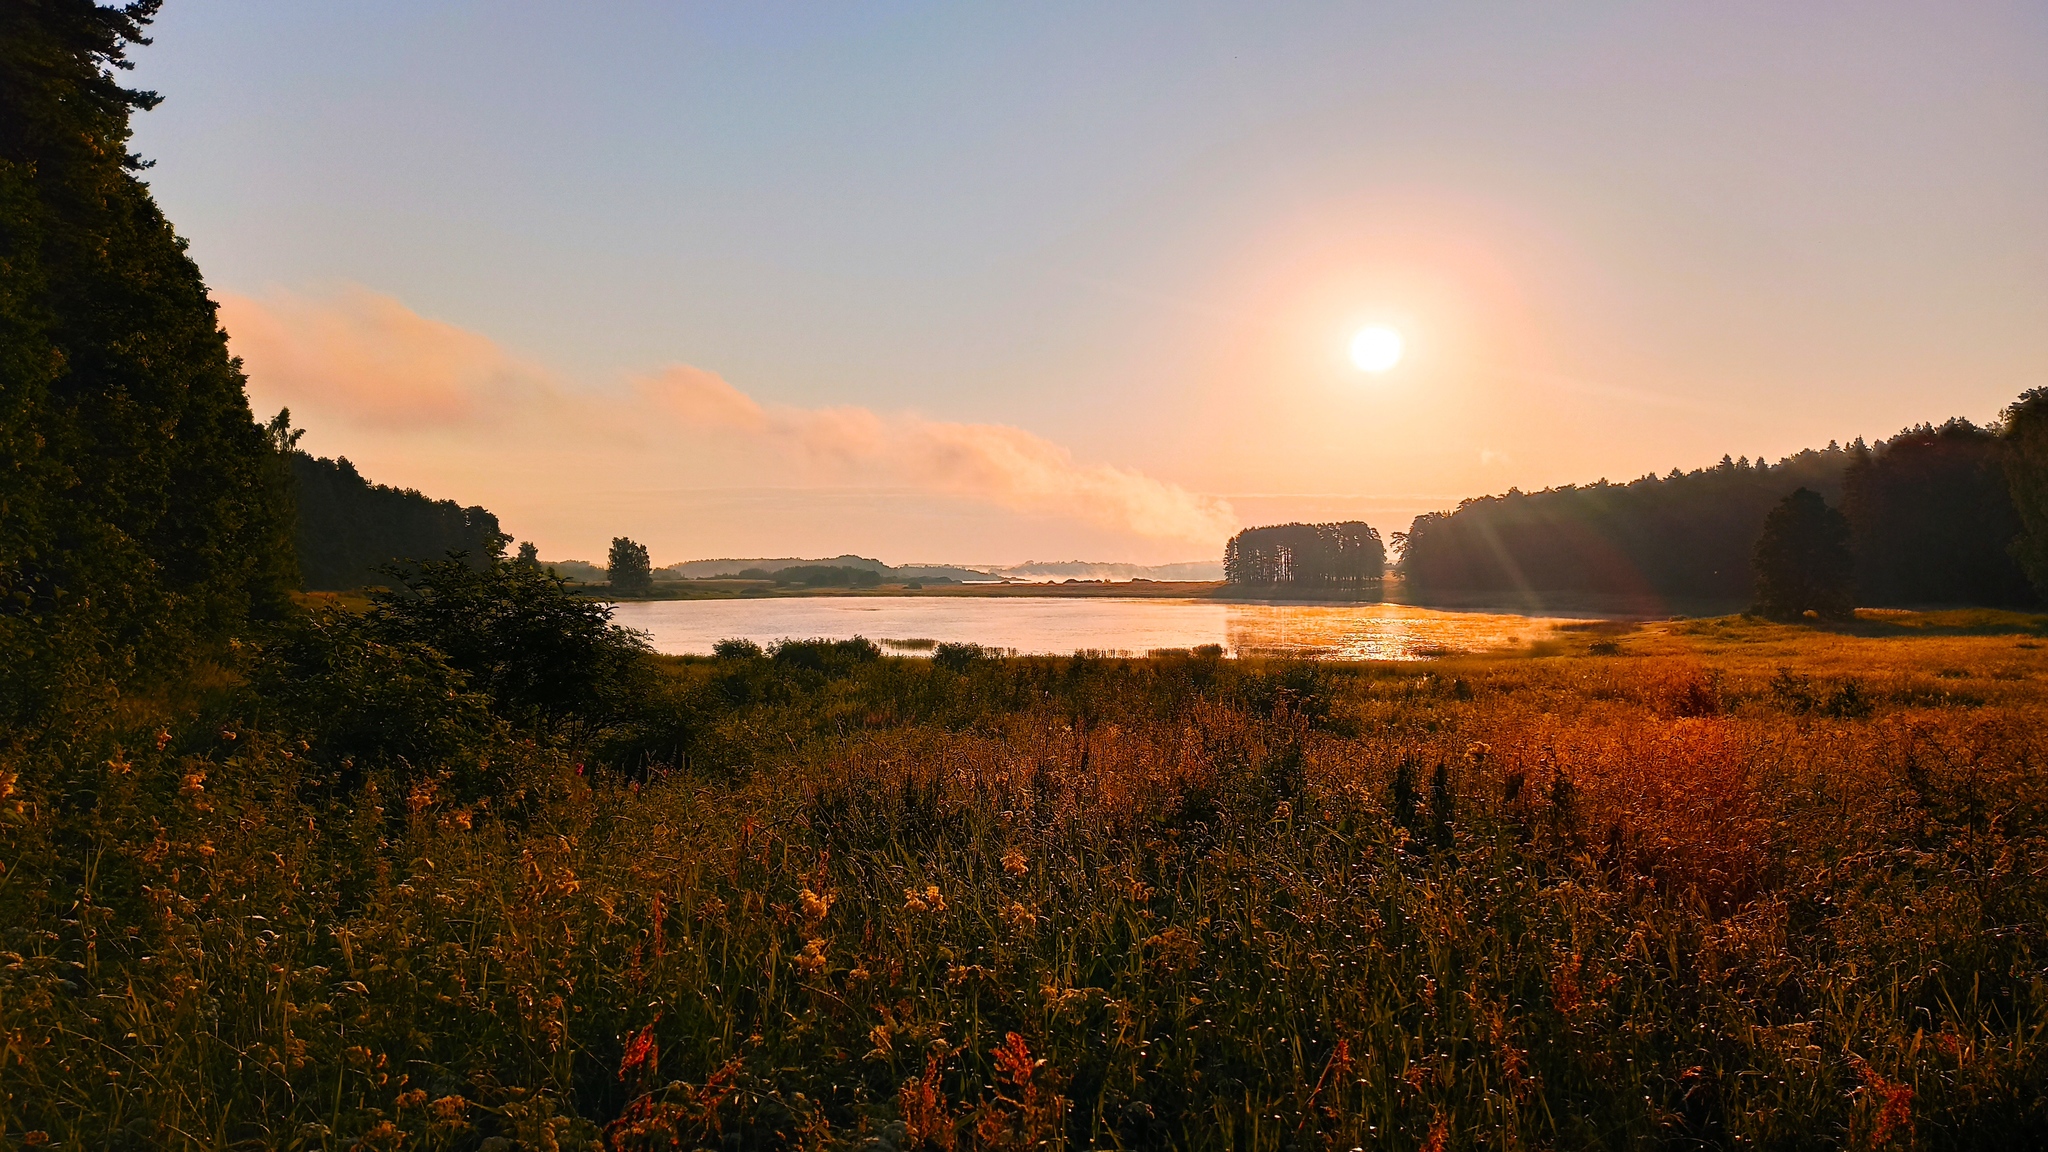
(515, 540), (539, 566)
(2007, 388), (2048, 598)
(1, 0), (295, 730)
(1224, 521), (1384, 587)
(1398, 447), (1850, 604)
(369, 555), (651, 730)
(288, 447), (506, 590)
(770, 636), (881, 677)
(775, 563), (883, 588)
(712, 637), (765, 660)
(245, 606), (504, 795)
(932, 641), (988, 671)
(1752, 487), (1854, 620)
(607, 536), (652, 595)
(1844, 419), (2035, 607)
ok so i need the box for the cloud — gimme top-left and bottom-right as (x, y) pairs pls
(222, 286), (1236, 548)
(219, 287), (555, 428)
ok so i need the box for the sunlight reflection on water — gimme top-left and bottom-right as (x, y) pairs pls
(606, 597), (1575, 661)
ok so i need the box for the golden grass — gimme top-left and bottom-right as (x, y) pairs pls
(3, 614), (2045, 1148)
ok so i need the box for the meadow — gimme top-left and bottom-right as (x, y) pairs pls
(4, 608), (2046, 1150)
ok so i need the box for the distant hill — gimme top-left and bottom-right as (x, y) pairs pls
(655, 556), (994, 583)
(990, 560), (1224, 582)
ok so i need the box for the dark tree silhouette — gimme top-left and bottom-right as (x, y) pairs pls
(1751, 488), (1854, 620)
(2006, 388), (2048, 599)
(2, 0), (295, 727)
(1843, 419), (2032, 607)
(516, 541), (541, 567)
(608, 537), (653, 596)
(1224, 522), (1384, 588)
(1396, 447), (1852, 605)
(290, 449), (506, 590)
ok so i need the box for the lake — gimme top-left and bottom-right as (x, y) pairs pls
(606, 596), (1580, 660)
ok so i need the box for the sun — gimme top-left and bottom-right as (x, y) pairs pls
(1350, 325), (1404, 373)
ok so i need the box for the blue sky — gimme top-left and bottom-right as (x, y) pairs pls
(130, 2), (2048, 563)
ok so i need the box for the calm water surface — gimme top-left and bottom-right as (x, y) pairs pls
(607, 597), (1576, 660)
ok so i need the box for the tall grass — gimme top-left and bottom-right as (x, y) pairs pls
(3, 618), (2045, 1148)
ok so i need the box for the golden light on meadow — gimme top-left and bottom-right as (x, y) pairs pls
(1350, 325), (1404, 373)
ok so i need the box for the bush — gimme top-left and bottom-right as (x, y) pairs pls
(932, 641), (988, 672)
(369, 555), (651, 730)
(770, 636), (881, 676)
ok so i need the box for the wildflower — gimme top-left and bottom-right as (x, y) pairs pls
(429, 1095), (470, 1129)
(1002, 901), (1037, 932)
(619, 1021), (659, 1080)
(898, 1057), (956, 1151)
(905, 884), (946, 913)
(992, 1032), (1042, 1088)
(180, 770), (207, 796)
(794, 936), (829, 975)
(799, 887), (835, 924)
(1851, 1054), (1915, 1145)
(395, 1088), (428, 1109)
(867, 1023), (894, 1057)
(1142, 927), (1198, 971)
(1273, 801), (1292, 821)
(1001, 847), (1029, 877)
(1420, 1112), (1449, 1152)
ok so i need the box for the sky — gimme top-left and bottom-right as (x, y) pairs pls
(129, 2), (2048, 566)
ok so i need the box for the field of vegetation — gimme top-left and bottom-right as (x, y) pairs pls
(5, 561), (2045, 1150)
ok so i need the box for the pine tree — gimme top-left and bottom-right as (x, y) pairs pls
(2, 1), (295, 730)
(1751, 488), (1854, 620)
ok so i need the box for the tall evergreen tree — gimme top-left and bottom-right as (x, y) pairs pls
(607, 537), (652, 596)
(2005, 388), (2048, 600)
(1751, 488), (1854, 621)
(1, 1), (294, 729)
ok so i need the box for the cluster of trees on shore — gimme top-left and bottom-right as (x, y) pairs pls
(1223, 521), (1386, 588)
(1395, 405), (2048, 610)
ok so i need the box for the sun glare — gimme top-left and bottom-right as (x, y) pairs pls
(1350, 326), (1404, 373)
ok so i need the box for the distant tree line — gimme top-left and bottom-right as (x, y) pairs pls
(291, 445), (508, 590)
(772, 564), (884, 588)
(1224, 522), (1385, 587)
(1397, 396), (2048, 610)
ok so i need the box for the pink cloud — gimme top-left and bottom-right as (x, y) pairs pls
(219, 287), (553, 428)
(222, 286), (1236, 547)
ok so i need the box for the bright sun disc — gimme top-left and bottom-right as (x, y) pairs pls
(1350, 326), (1404, 372)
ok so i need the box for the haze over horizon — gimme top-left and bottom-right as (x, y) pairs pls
(129, 2), (2047, 566)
